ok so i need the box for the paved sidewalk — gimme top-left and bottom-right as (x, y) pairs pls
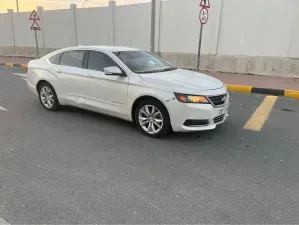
(206, 71), (299, 91)
(1, 56), (298, 91)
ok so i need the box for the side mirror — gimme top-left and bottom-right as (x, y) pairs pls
(104, 66), (124, 76)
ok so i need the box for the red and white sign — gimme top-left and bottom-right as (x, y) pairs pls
(200, 0), (210, 8)
(29, 10), (40, 21)
(199, 8), (209, 24)
(31, 20), (41, 30)
(29, 10), (41, 31)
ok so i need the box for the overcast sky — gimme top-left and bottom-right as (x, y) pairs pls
(0, 0), (150, 12)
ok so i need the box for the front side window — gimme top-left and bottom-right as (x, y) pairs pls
(60, 50), (85, 68)
(87, 51), (119, 72)
(113, 50), (176, 74)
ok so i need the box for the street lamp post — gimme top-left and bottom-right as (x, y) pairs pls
(16, 0), (19, 12)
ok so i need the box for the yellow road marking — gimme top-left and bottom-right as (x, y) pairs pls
(5, 63), (13, 67)
(284, 90), (299, 99)
(226, 84), (252, 93)
(244, 95), (278, 131)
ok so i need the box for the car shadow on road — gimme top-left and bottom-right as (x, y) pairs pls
(58, 105), (238, 143)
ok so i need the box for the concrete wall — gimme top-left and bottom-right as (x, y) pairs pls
(159, 0), (222, 55)
(0, 0), (298, 77)
(13, 11), (35, 47)
(159, 0), (299, 77)
(0, 13), (14, 46)
(217, 0), (296, 57)
(76, 7), (111, 46)
(289, 0), (299, 58)
(42, 9), (76, 48)
(115, 3), (151, 50)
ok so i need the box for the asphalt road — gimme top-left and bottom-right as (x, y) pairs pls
(0, 66), (299, 224)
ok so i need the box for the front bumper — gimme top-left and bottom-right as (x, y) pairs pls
(167, 97), (229, 132)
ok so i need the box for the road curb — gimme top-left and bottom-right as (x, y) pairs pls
(226, 84), (299, 99)
(1, 63), (298, 99)
(0, 62), (27, 68)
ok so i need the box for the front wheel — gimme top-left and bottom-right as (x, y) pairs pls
(135, 99), (171, 138)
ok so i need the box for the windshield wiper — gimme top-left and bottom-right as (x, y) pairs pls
(137, 67), (177, 74)
(161, 67), (177, 72)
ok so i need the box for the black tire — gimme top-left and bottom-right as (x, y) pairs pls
(134, 99), (171, 138)
(38, 82), (60, 111)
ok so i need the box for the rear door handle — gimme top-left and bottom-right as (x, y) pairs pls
(55, 70), (62, 74)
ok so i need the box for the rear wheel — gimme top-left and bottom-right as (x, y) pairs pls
(38, 82), (60, 111)
(135, 99), (171, 138)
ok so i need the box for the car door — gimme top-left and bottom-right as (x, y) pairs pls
(80, 50), (129, 118)
(52, 50), (86, 105)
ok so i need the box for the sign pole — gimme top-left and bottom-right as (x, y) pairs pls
(29, 10), (41, 58)
(34, 29), (39, 58)
(197, 0), (210, 72)
(196, 22), (203, 72)
(150, 0), (156, 53)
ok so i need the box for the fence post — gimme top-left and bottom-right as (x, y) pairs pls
(150, 0), (156, 52)
(37, 6), (45, 55)
(288, 1), (299, 58)
(215, 0), (224, 55)
(7, 9), (16, 47)
(155, 0), (161, 54)
(108, 1), (116, 46)
(70, 4), (78, 46)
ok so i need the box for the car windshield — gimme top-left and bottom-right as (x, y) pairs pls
(113, 50), (177, 74)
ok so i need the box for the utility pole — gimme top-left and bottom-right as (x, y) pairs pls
(82, 0), (88, 7)
(16, 0), (19, 12)
(150, 0), (156, 53)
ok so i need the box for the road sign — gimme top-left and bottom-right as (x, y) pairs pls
(29, 10), (40, 20)
(200, 0), (210, 8)
(29, 10), (41, 58)
(31, 20), (41, 30)
(199, 8), (209, 24)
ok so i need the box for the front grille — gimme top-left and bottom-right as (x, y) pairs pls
(184, 119), (209, 127)
(213, 114), (225, 124)
(208, 94), (227, 107)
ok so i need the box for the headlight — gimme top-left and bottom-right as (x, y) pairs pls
(174, 93), (209, 104)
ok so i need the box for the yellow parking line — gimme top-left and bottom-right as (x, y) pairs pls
(244, 95), (278, 131)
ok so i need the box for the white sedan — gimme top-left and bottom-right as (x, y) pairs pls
(26, 46), (229, 138)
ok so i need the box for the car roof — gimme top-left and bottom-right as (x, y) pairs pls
(43, 45), (140, 59)
(87, 46), (140, 52)
(63, 45), (139, 52)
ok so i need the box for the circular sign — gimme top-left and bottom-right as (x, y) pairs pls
(199, 8), (209, 24)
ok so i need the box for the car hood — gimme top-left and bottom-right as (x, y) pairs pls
(139, 68), (224, 93)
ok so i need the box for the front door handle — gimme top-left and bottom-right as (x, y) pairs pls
(55, 70), (62, 73)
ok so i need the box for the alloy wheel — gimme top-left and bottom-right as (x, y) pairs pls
(138, 105), (164, 134)
(40, 86), (55, 109)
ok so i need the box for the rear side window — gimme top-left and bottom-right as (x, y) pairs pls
(60, 50), (85, 68)
(49, 53), (62, 65)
